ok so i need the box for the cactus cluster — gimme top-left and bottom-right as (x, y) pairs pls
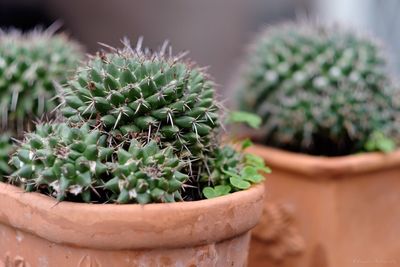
(0, 28), (82, 133)
(10, 123), (188, 203)
(238, 22), (399, 155)
(10, 40), (266, 203)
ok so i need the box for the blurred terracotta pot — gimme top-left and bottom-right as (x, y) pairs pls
(0, 183), (264, 267)
(246, 145), (400, 267)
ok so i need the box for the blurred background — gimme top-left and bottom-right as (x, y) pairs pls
(1, 0), (399, 97)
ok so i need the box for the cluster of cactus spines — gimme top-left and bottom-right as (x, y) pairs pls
(10, 122), (188, 203)
(0, 134), (13, 181)
(104, 139), (188, 203)
(238, 21), (397, 155)
(0, 27), (82, 134)
(62, 39), (219, 176)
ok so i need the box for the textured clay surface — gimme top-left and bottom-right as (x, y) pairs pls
(0, 224), (251, 267)
(247, 145), (400, 267)
(0, 183), (264, 267)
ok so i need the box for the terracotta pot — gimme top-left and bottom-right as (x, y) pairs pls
(246, 144), (400, 267)
(0, 183), (264, 267)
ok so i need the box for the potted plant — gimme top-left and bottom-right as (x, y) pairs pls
(0, 39), (267, 266)
(0, 27), (82, 181)
(236, 21), (400, 267)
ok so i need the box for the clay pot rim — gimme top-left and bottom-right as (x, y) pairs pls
(248, 143), (400, 178)
(0, 182), (264, 250)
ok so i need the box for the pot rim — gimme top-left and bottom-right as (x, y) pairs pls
(247, 144), (400, 178)
(0, 182), (264, 250)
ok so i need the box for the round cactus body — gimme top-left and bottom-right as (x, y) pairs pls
(238, 22), (398, 155)
(0, 29), (82, 133)
(62, 41), (219, 170)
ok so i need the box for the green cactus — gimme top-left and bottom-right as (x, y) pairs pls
(62, 40), (219, 175)
(0, 28), (82, 133)
(9, 122), (188, 203)
(237, 22), (398, 155)
(0, 134), (13, 181)
(0, 28), (82, 181)
(9, 40), (267, 203)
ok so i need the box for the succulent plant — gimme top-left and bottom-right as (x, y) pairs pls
(0, 27), (82, 181)
(62, 39), (220, 186)
(0, 134), (13, 181)
(9, 40), (267, 204)
(9, 122), (188, 203)
(237, 22), (398, 155)
(0, 28), (82, 133)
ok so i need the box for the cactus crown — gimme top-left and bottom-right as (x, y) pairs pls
(0, 28), (82, 133)
(10, 39), (267, 203)
(238, 22), (398, 156)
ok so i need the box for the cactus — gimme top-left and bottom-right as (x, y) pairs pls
(9, 122), (188, 203)
(0, 28), (82, 180)
(0, 134), (13, 181)
(0, 28), (82, 133)
(62, 39), (220, 180)
(9, 40), (267, 203)
(237, 22), (398, 155)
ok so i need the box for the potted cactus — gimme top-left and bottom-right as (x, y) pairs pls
(0, 39), (267, 266)
(0, 27), (82, 180)
(236, 21), (400, 267)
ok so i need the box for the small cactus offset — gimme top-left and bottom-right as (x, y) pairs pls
(9, 39), (267, 204)
(0, 28), (82, 133)
(238, 21), (398, 155)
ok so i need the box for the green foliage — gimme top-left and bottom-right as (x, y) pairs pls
(0, 28), (82, 133)
(238, 21), (398, 155)
(227, 111), (262, 129)
(201, 144), (269, 199)
(364, 131), (396, 153)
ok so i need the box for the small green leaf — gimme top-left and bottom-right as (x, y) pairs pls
(378, 139), (396, 153)
(203, 187), (218, 199)
(203, 185), (232, 199)
(227, 111), (262, 129)
(230, 177), (251, 190)
(245, 154), (265, 167)
(222, 169), (240, 179)
(365, 131), (396, 153)
(241, 138), (253, 150)
(259, 166), (272, 174)
(243, 173), (264, 183)
(214, 185), (231, 195)
(241, 166), (258, 177)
